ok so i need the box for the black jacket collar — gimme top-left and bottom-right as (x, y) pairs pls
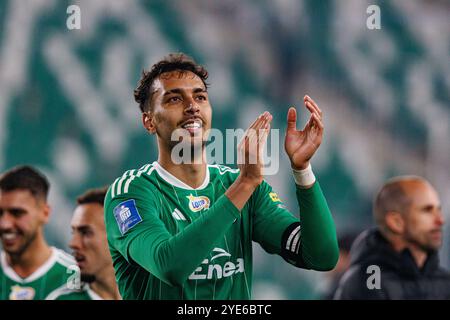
(349, 228), (440, 278)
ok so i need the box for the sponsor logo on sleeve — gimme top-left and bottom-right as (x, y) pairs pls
(113, 199), (143, 235)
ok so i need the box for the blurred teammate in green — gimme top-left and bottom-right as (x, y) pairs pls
(47, 187), (120, 300)
(0, 165), (76, 300)
(104, 53), (339, 299)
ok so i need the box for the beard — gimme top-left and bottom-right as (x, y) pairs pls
(81, 273), (96, 283)
(168, 137), (207, 164)
(3, 229), (37, 258)
(405, 229), (442, 252)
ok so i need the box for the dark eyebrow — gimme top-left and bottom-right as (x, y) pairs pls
(420, 204), (441, 211)
(163, 88), (183, 96)
(163, 87), (207, 96)
(0, 207), (27, 214)
(193, 88), (207, 93)
(72, 225), (92, 232)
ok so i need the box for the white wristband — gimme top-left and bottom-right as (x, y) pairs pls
(292, 164), (316, 187)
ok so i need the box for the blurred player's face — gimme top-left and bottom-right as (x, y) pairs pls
(69, 203), (112, 281)
(0, 190), (49, 256)
(149, 70), (212, 154)
(401, 181), (444, 252)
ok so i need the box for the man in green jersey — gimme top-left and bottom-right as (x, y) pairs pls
(0, 165), (77, 300)
(47, 187), (121, 300)
(104, 53), (339, 300)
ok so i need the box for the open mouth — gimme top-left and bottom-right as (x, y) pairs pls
(74, 254), (86, 265)
(1, 232), (20, 244)
(180, 118), (203, 131)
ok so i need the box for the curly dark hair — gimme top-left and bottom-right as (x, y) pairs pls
(134, 53), (209, 113)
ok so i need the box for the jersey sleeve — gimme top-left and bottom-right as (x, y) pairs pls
(251, 180), (298, 255)
(104, 176), (241, 287)
(251, 180), (339, 271)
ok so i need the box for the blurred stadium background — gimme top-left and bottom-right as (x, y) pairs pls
(0, 0), (449, 299)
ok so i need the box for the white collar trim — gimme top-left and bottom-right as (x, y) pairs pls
(1, 247), (58, 283)
(153, 161), (210, 190)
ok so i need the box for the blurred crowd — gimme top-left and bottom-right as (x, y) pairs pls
(0, 0), (449, 299)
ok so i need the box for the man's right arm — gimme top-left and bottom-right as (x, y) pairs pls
(105, 181), (244, 287)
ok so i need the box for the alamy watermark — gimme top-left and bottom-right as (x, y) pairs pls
(366, 264), (381, 290)
(366, 5), (381, 30)
(66, 5), (81, 30)
(66, 264), (81, 290)
(170, 128), (280, 175)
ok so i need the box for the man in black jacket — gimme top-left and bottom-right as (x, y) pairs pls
(334, 176), (450, 299)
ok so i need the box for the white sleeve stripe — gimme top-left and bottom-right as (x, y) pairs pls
(136, 164), (151, 177)
(285, 226), (301, 250)
(139, 164), (149, 171)
(111, 165), (155, 198)
(171, 210), (180, 220)
(114, 173), (127, 197)
(116, 170), (133, 196)
(147, 166), (155, 176)
(110, 177), (120, 198)
(291, 233), (301, 253)
(172, 210), (182, 221)
(295, 237), (301, 254)
(123, 170), (137, 194)
(124, 164), (154, 194)
(175, 209), (186, 221)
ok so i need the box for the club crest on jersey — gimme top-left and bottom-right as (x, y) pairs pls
(186, 194), (210, 212)
(9, 285), (35, 300)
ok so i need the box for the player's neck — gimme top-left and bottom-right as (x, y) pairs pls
(158, 147), (207, 189)
(91, 267), (121, 300)
(7, 233), (52, 278)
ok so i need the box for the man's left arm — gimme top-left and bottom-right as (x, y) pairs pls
(251, 178), (338, 271)
(252, 95), (338, 270)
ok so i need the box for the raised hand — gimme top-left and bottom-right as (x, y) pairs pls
(237, 111), (272, 187)
(284, 95), (324, 170)
(225, 111), (272, 210)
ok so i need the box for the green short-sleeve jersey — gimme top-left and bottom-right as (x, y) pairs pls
(104, 162), (299, 300)
(0, 247), (76, 300)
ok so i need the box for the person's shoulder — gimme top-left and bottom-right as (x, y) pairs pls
(52, 247), (76, 270)
(334, 264), (370, 299)
(106, 163), (158, 203)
